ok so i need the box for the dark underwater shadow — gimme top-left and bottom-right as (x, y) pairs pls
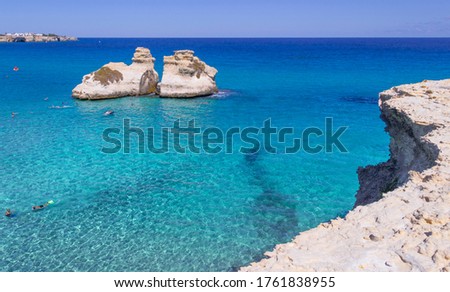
(243, 147), (299, 249)
(341, 95), (378, 104)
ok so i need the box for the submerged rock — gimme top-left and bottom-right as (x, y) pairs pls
(158, 50), (218, 98)
(72, 47), (159, 100)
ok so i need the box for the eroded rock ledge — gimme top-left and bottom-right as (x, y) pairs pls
(241, 79), (450, 272)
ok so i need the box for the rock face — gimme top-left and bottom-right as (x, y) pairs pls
(72, 47), (159, 100)
(241, 79), (450, 272)
(158, 50), (218, 98)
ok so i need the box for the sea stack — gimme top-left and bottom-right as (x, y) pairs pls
(158, 50), (218, 98)
(72, 47), (159, 100)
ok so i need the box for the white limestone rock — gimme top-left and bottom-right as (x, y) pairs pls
(158, 50), (218, 98)
(72, 47), (159, 100)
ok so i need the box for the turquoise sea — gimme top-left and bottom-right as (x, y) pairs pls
(0, 38), (449, 271)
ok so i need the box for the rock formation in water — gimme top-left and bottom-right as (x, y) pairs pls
(72, 47), (159, 100)
(241, 79), (450, 272)
(158, 50), (218, 98)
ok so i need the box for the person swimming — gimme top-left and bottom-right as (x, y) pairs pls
(5, 209), (12, 217)
(104, 110), (114, 116)
(32, 200), (54, 211)
(49, 105), (72, 109)
(32, 203), (48, 211)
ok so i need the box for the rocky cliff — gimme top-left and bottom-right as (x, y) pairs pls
(72, 47), (159, 100)
(158, 50), (218, 98)
(241, 79), (450, 272)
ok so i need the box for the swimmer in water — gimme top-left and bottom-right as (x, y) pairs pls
(32, 202), (48, 211)
(32, 200), (54, 211)
(104, 110), (114, 116)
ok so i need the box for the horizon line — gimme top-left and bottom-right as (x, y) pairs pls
(75, 36), (450, 39)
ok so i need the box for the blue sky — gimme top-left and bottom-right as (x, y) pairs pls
(1, 0), (449, 37)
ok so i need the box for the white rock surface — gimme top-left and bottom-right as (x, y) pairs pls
(241, 79), (450, 272)
(158, 50), (218, 98)
(72, 47), (159, 100)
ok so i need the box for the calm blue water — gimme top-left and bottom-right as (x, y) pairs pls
(0, 38), (449, 271)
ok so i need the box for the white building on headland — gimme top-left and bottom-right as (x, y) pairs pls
(0, 33), (77, 42)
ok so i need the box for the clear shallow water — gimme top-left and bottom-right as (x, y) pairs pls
(0, 38), (449, 271)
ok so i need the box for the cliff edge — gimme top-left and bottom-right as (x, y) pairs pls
(241, 79), (450, 272)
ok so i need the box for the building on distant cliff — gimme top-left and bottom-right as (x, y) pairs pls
(0, 33), (77, 43)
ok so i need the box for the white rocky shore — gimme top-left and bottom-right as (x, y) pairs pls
(72, 48), (218, 100)
(241, 79), (450, 272)
(158, 50), (218, 98)
(72, 47), (159, 100)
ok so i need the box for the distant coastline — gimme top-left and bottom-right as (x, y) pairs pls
(0, 33), (77, 43)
